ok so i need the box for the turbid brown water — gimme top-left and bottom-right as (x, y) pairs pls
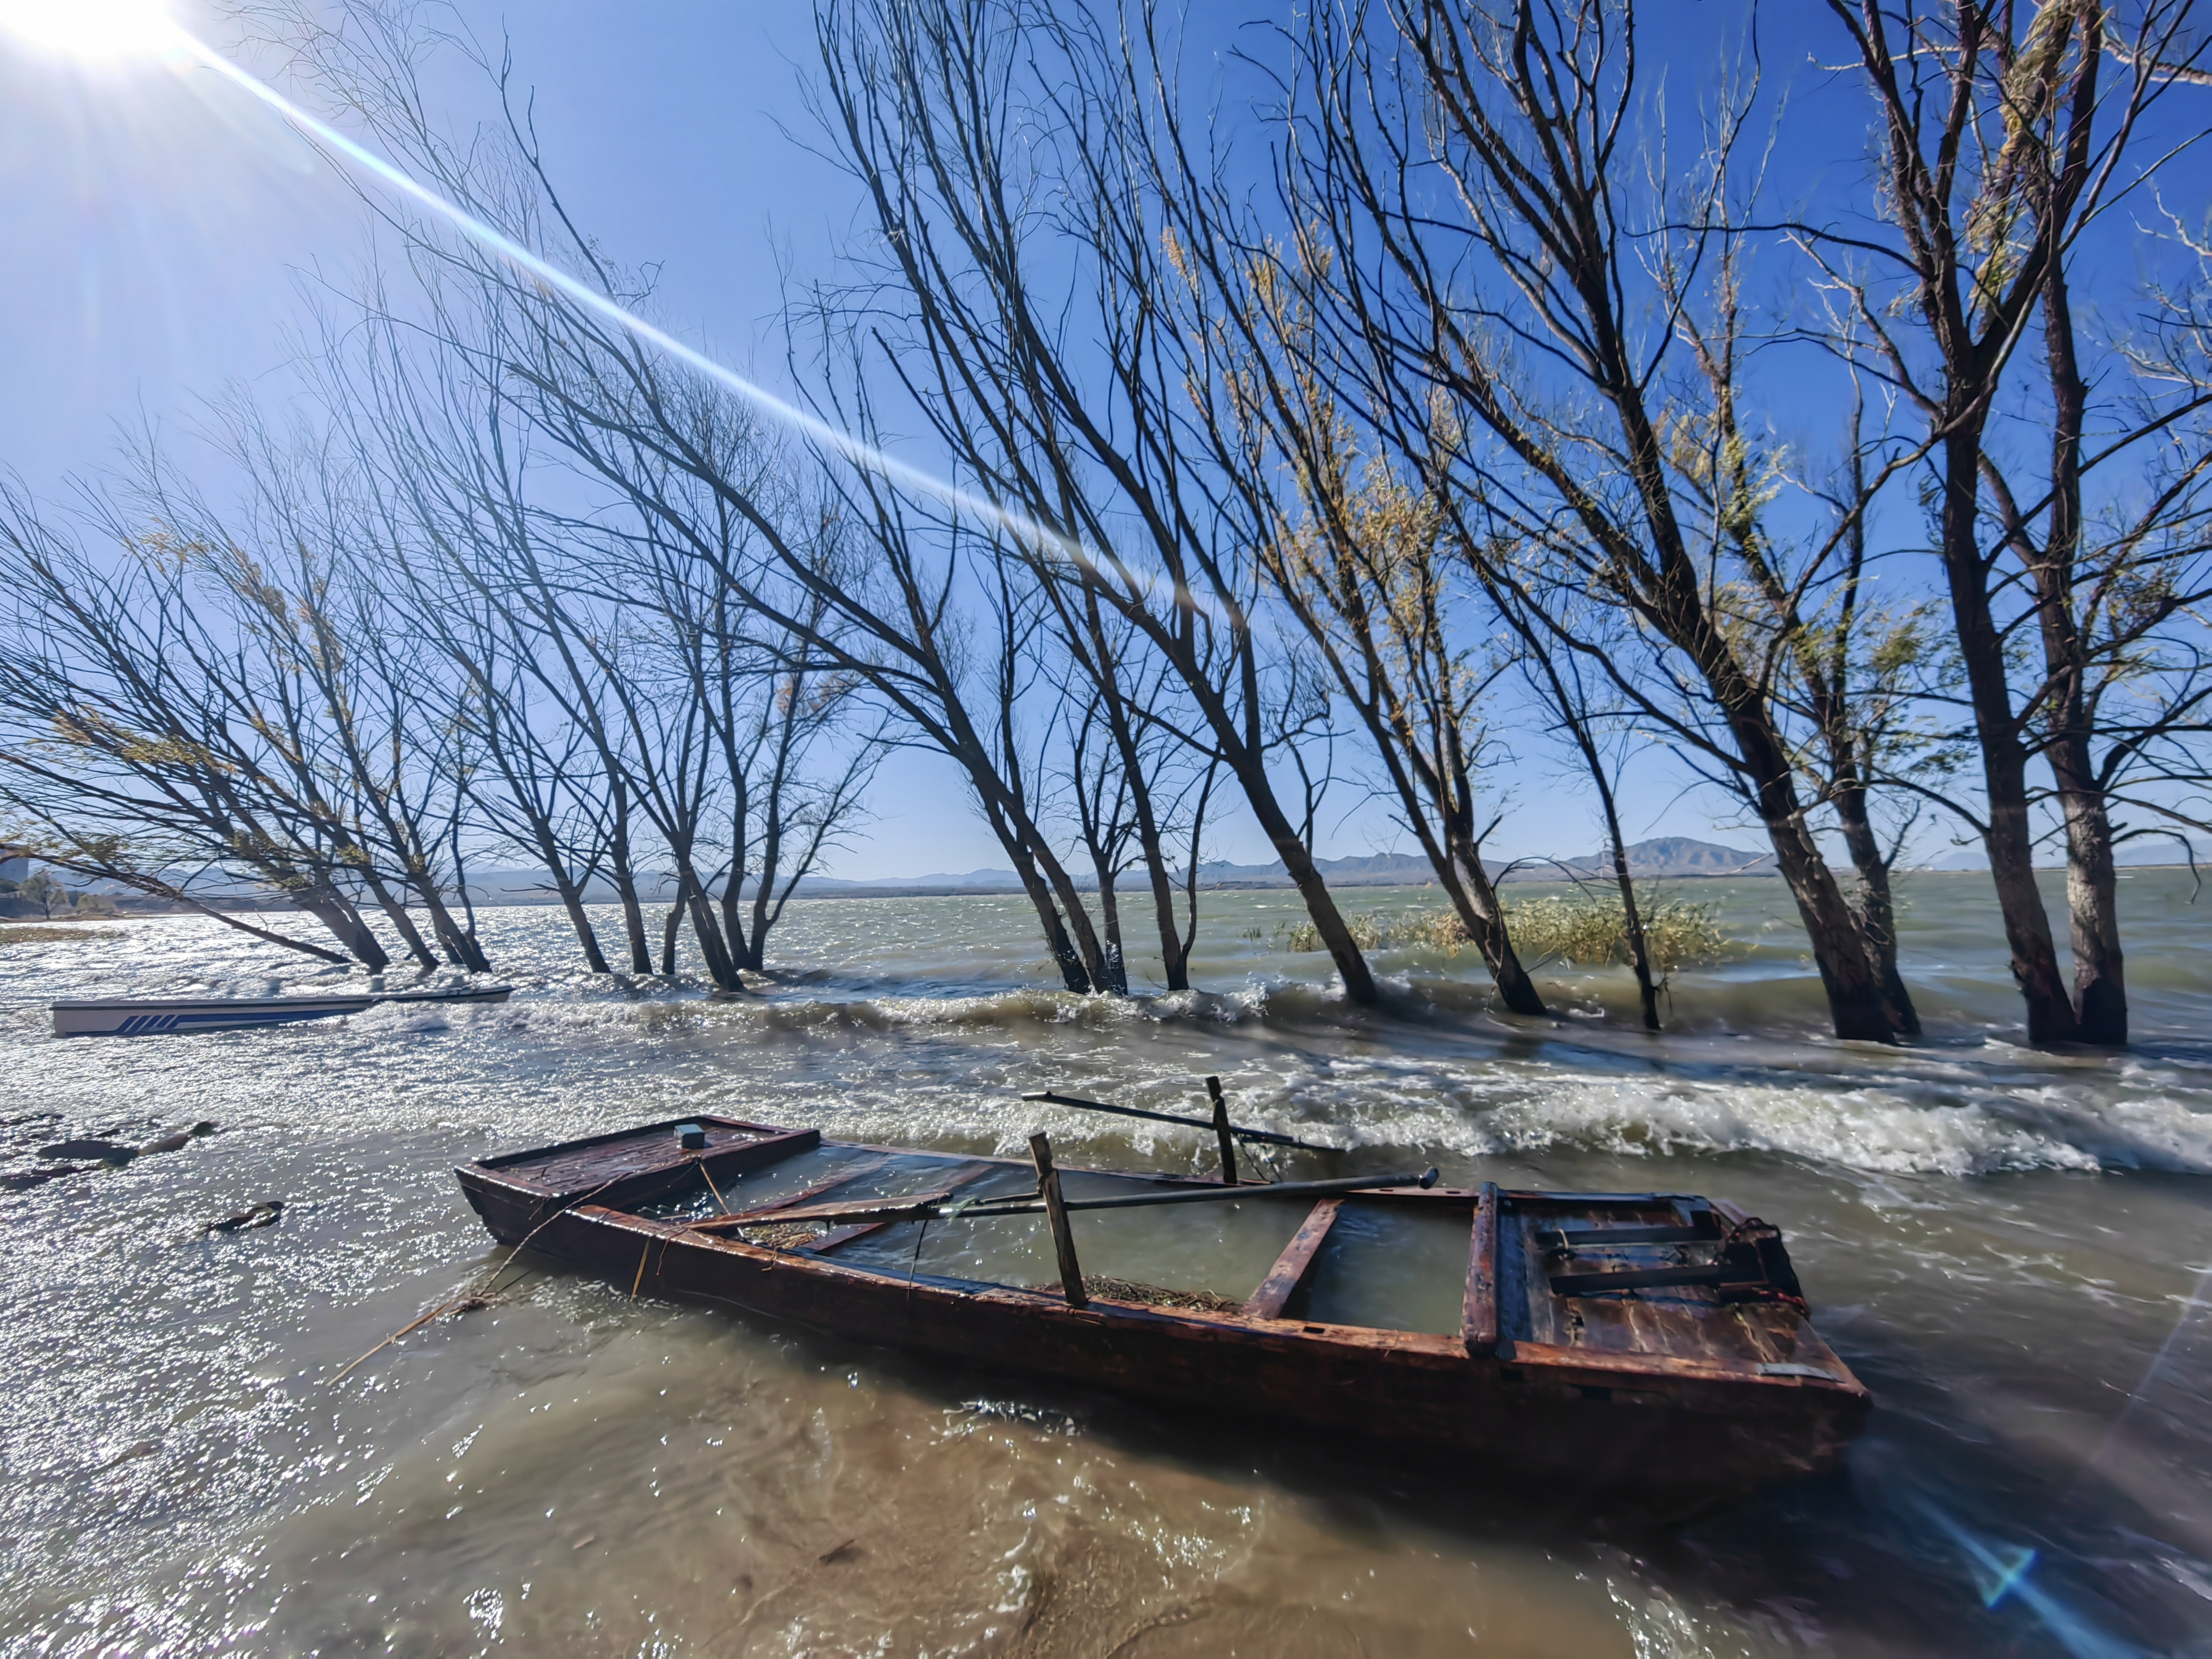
(2, 870), (2208, 1655)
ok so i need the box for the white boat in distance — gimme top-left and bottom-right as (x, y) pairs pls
(50, 985), (514, 1038)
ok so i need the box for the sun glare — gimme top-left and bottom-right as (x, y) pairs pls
(0, 0), (179, 60)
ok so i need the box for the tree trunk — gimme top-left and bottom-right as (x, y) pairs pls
(723, 873), (760, 975)
(1939, 435), (2080, 1042)
(1590, 778), (1660, 1033)
(1725, 719), (1896, 1041)
(1137, 822), (1191, 992)
(1830, 783), (1919, 1038)
(1091, 853), (1129, 995)
(1105, 701), (1189, 992)
(1231, 749), (1377, 1004)
(357, 867), (441, 969)
(2035, 264), (2125, 1045)
(298, 892), (390, 970)
(1436, 825), (1546, 1016)
(556, 875), (610, 974)
(419, 885), (491, 973)
(684, 872), (743, 992)
(2052, 742), (2127, 1045)
(607, 870), (649, 974)
(659, 891), (683, 976)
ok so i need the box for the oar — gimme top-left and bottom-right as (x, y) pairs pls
(708, 1167), (1438, 1231)
(1020, 1088), (1335, 1153)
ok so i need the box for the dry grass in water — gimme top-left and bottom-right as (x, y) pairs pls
(0, 925), (120, 948)
(1278, 893), (1729, 972)
(1037, 1275), (1246, 1313)
(737, 1221), (826, 1251)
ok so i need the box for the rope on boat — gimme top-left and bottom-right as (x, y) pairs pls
(329, 1171), (626, 1387)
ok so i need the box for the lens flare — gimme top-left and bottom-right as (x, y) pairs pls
(0, 0), (179, 58)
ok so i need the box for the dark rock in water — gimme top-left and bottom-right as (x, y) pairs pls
(40, 1122), (214, 1163)
(1, 1163), (88, 1191)
(204, 1200), (283, 1234)
(37, 1139), (136, 1163)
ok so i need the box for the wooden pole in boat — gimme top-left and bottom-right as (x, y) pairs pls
(1204, 1076), (1237, 1186)
(1029, 1133), (1087, 1310)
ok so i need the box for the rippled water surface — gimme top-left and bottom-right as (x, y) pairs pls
(2, 873), (2209, 1655)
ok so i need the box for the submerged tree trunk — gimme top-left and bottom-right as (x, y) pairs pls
(297, 891), (391, 971)
(1590, 782), (1659, 1034)
(552, 868), (610, 974)
(1830, 782), (1918, 1039)
(683, 871), (743, 993)
(1236, 760), (1377, 1004)
(417, 884), (490, 973)
(659, 891), (684, 977)
(1942, 439), (2080, 1044)
(1138, 823), (1192, 993)
(1438, 825), (1545, 1017)
(1729, 711), (1898, 1043)
(1091, 854), (1129, 996)
(357, 867), (441, 970)
(2053, 745), (2126, 1044)
(2035, 266), (2126, 1046)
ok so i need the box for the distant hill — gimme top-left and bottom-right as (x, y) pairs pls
(453, 836), (1781, 904)
(1513, 835), (1777, 882)
(1196, 836), (1775, 887)
(790, 836), (1774, 896)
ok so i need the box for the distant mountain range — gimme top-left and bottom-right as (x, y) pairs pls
(62, 832), (2205, 917)
(451, 835), (1780, 904)
(1175, 836), (1777, 890)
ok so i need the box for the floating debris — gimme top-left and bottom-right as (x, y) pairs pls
(1044, 1275), (1246, 1314)
(204, 1201), (284, 1234)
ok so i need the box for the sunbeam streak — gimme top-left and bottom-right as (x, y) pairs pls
(22, 10), (1101, 574)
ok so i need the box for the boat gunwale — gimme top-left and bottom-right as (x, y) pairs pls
(455, 1118), (1868, 1403)
(547, 1202), (1866, 1400)
(465, 1114), (1481, 1204)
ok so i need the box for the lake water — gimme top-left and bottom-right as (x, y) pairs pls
(2, 871), (2209, 1656)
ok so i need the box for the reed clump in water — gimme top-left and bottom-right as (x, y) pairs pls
(0, 925), (122, 948)
(1277, 894), (1730, 972)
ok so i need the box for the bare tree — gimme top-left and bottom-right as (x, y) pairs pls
(1274, 0), (1909, 1039)
(1484, 573), (1663, 1028)
(1808, 0), (2212, 1043)
(809, 0), (1385, 1004)
(0, 476), (401, 968)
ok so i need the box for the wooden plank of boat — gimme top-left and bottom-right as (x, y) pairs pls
(51, 983), (513, 1037)
(453, 1115), (1872, 1510)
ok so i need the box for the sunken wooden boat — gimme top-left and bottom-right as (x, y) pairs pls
(52, 983), (513, 1037)
(456, 1112), (1870, 1508)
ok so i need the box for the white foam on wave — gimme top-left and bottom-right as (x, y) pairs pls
(1469, 1076), (2114, 1175)
(1205, 1066), (2205, 1177)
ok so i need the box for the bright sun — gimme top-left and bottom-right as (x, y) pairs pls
(0, 0), (180, 60)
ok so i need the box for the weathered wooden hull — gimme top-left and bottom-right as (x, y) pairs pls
(456, 1116), (1871, 1509)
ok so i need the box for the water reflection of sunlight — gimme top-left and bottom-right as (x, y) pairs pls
(1914, 1500), (2144, 1659)
(0, 0), (178, 60)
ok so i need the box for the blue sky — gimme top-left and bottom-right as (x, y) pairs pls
(0, 2), (2074, 878)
